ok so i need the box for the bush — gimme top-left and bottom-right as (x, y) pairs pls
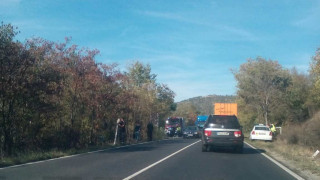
(280, 112), (320, 147)
(153, 127), (166, 140)
(280, 125), (301, 144)
(301, 112), (320, 147)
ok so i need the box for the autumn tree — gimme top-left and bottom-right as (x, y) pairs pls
(0, 22), (176, 155)
(1, 23), (24, 155)
(0, 23), (61, 154)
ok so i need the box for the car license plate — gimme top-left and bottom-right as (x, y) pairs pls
(217, 132), (229, 135)
(258, 133), (266, 135)
(188, 134), (193, 136)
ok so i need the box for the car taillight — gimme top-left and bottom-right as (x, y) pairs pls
(234, 131), (242, 137)
(204, 130), (212, 136)
(251, 131), (255, 135)
(269, 131), (272, 136)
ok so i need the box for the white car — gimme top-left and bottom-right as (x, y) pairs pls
(249, 124), (273, 141)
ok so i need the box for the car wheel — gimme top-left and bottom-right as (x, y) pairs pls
(202, 144), (207, 152)
(206, 145), (212, 152)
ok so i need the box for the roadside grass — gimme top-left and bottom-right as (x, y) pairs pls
(0, 150), (69, 167)
(245, 136), (320, 176)
(0, 144), (114, 168)
(154, 127), (166, 140)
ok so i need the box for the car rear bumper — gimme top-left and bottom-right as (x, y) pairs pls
(203, 137), (243, 147)
(250, 135), (272, 141)
(183, 134), (199, 138)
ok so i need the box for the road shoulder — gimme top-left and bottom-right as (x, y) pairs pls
(246, 141), (320, 180)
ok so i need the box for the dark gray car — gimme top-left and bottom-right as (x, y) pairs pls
(183, 126), (199, 138)
(201, 115), (244, 153)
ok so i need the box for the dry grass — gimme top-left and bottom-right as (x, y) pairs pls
(246, 137), (320, 177)
(0, 144), (114, 168)
(273, 140), (320, 174)
(245, 112), (320, 177)
(280, 112), (320, 148)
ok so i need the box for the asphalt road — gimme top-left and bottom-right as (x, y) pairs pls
(0, 138), (301, 180)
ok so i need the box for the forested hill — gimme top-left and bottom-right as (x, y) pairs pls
(178, 95), (236, 115)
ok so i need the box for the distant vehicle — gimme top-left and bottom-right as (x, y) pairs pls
(249, 124), (273, 141)
(195, 115), (208, 135)
(201, 115), (244, 153)
(214, 103), (237, 116)
(183, 126), (199, 138)
(165, 117), (185, 137)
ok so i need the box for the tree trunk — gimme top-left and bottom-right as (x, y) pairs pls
(265, 95), (269, 125)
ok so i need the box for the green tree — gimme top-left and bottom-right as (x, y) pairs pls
(233, 57), (291, 126)
(126, 61), (156, 87)
(156, 84), (175, 127)
(309, 48), (320, 114)
(285, 68), (310, 122)
(123, 61), (175, 139)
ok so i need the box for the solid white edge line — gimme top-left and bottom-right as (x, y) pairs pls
(123, 140), (201, 180)
(245, 142), (304, 180)
(0, 139), (172, 170)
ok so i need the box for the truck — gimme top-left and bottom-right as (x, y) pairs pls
(195, 115), (208, 136)
(195, 115), (208, 129)
(165, 117), (185, 137)
(214, 103), (237, 116)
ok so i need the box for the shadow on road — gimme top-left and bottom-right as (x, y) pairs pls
(101, 138), (197, 153)
(242, 147), (266, 154)
(106, 146), (156, 153)
(207, 147), (266, 154)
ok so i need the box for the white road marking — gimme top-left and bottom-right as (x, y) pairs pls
(245, 142), (304, 180)
(123, 140), (201, 180)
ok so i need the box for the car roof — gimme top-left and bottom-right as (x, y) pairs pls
(254, 124), (267, 127)
(253, 125), (270, 129)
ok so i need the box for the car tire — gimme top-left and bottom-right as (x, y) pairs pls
(202, 144), (207, 152)
(206, 145), (212, 152)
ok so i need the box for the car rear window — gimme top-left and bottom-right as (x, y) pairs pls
(205, 115), (240, 129)
(186, 126), (197, 130)
(255, 127), (270, 131)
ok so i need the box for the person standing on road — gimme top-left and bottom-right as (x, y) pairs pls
(118, 118), (126, 144)
(176, 126), (181, 137)
(147, 121), (153, 141)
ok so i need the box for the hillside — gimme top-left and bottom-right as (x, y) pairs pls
(178, 95), (236, 115)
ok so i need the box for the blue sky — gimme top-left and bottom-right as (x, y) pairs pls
(1, 0), (320, 102)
